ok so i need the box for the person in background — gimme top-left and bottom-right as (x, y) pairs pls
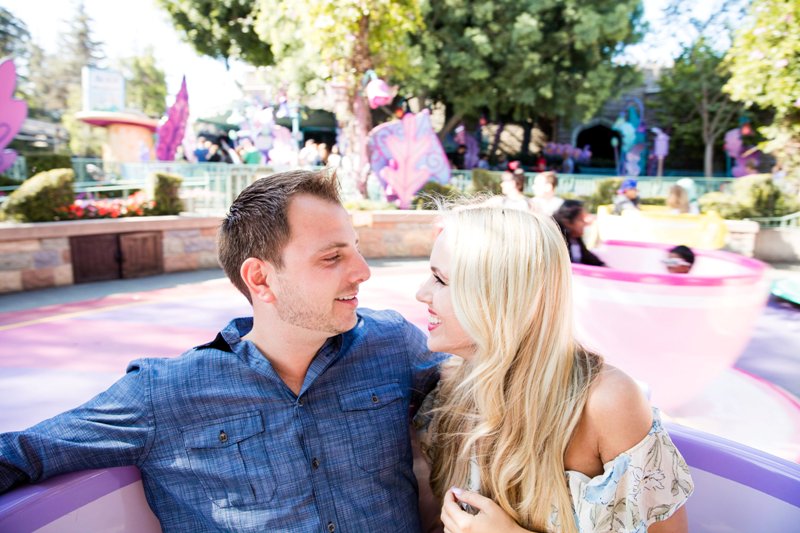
(553, 200), (606, 267)
(239, 137), (264, 165)
(664, 245), (695, 274)
(530, 171), (564, 216)
(613, 179), (640, 214)
(675, 178), (700, 214)
(476, 152), (491, 170)
(415, 205), (692, 533)
(666, 184), (690, 214)
(487, 169), (533, 212)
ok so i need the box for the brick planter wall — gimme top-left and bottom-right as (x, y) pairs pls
(0, 212), (440, 294)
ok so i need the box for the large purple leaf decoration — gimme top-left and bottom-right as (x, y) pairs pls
(0, 59), (28, 174)
(367, 110), (450, 208)
(156, 77), (189, 161)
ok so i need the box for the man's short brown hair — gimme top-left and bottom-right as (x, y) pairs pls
(218, 169), (341, 301)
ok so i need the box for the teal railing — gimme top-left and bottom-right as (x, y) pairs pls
(2, 158), (736, 214)
(749, 211), (800, 228)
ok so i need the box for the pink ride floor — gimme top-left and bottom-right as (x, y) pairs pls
(0, 260), (798, 462)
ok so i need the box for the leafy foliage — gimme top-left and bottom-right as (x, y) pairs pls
(2, 168), (75, 222)
(653, 38), (741, 176)
(469, 168), (502, 195)
(121, 47), (167, 118)
(423, 0), (645, 128)
(23, 153), (73, 178)
(149, 172), (184, 215)
(724, 0), (800, 183)
(157, 0), (273, 67)
(699, 174), (800, 218)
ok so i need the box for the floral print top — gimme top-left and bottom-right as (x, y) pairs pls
(556, 408), (694, 532)
(415, 395), (694, 533)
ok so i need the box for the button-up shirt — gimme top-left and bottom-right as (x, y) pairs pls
(0, 309), (444, 532)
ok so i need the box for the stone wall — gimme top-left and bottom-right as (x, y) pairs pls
(0, 212), (439, 294)
(753, 227), (800, 263)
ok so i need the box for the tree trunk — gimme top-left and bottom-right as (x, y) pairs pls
(344, 13), (373, 198)
(490, 122), (505, 158)
(521, 121), (532, 157)
(704, 141), (714, 178)
(438, 113), (463, 141)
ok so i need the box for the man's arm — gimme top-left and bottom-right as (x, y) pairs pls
(0, 361), (154, 493)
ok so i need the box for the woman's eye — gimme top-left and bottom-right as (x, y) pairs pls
(433, 274), (446, 285)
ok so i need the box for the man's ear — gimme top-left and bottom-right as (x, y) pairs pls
(240, 257), (276, 303)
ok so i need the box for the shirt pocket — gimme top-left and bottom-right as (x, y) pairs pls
(181, 411), (276, 508)
(338, 382), (408, 473)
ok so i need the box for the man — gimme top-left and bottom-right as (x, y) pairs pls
(529, 171), (564, 216)
(0, 170), (443, 532)
(612, 178), (641, 214)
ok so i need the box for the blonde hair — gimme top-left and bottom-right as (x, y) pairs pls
(666, 184), (690, 213)
(427, 206), (601, 533)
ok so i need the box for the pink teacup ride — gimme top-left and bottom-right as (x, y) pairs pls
(572, 240), (770, 410)
(1, 429), (799, 532)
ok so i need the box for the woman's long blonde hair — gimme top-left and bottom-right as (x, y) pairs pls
(427, 206), (602, 533)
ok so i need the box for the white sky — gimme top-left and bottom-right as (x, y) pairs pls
(4, 0), (730, 118)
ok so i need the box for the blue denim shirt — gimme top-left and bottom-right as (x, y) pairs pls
(0, 309), (443, 532)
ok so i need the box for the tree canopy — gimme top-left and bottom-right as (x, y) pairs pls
(157, 0), (273, 67)
(158, 0), (644, 131)
(121, 47), (168, 118)
(654, 38), (741, 176)
(724, 0), (800, 182)
(422, 0), (644, 129)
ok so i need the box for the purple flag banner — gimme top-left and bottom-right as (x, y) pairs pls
(156, 77), (189, 161)
(0, 59), (28, 174)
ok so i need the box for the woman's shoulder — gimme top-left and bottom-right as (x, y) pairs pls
(583, 365), (653, 464)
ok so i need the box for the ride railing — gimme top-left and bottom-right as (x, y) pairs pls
(2, 159), (735, 215)
(749, 211), (800, 228)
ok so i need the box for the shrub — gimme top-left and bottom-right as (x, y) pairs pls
(149, 172), (183, 215)
(640, 197), (667, 206)
(23, 153), (73, 178)
(699, 174), (800, 218)
(470, 169), (502, 195)
(412, 181), (463, 210)
(583, 177), (622, 214)
(2, 168), (75, 222)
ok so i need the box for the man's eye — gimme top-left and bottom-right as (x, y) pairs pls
(324, 255), (341, 263)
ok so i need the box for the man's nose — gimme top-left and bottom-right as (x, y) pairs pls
(351, 252), (371, 284)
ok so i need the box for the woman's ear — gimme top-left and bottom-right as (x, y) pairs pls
(240, 257), (276, 303)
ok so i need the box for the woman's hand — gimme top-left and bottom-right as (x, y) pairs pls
(440, 487), (529, 533)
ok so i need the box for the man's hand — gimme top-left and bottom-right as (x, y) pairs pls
(440, 487), (529, 533)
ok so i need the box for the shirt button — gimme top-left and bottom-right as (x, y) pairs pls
(218, 431), (228, 443)
(298, 397), (304, 406)
(371, 394), (379, 404)
(312, 457), (320, 469)
(327, 522), (335, 532)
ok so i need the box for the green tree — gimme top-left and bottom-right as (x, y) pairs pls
(255, 0), (431, 195)
(423, 0), (645, 139)
(121, 47), (168, 118)
(157, 0), (273, 67)
(654, 38), (741, 177)
(724, 0), (800, 186)
(56, 2), (106, 156)
(0, 7), (30, 61)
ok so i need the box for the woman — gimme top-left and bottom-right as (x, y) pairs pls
(552, 200), (605, 267)
(415, 206), (692, 533)
(666, 185), (690, 214)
